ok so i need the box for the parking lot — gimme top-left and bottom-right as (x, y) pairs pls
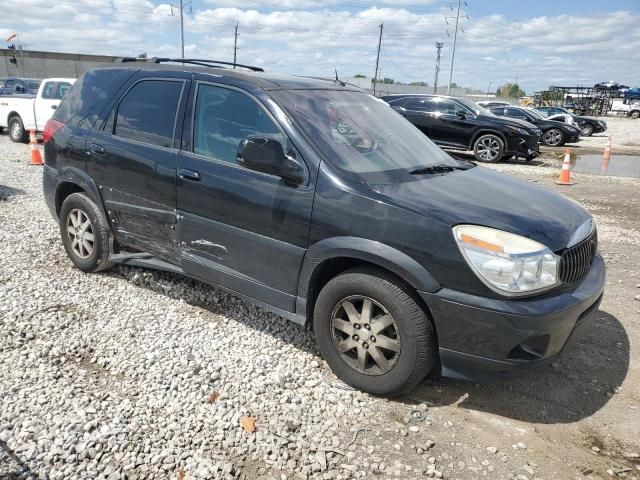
(1, 130), (639, 480)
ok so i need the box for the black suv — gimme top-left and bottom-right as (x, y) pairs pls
(535, 106), (607, 137)
(489, 106), (582, 147)
(382, 94), (541, 162)
(43, 59), (605, 395)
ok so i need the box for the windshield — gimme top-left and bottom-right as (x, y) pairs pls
(455, 97), (495, 117)
(270, 89), (460, 179)
(524, 108), (546, 119)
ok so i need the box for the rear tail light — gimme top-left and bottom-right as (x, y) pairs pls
(43, 119), (64, 144)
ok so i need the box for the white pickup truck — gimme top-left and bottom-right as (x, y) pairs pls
(0, 78), (75, 142)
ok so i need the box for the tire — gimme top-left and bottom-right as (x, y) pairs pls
(59, 192), (112, 273)
(313, 267), (436, 396)
(542, 128), (565, 147)
(8, 116), (28, 143)
(580, 123), (594, 136)
(473, 134), (504, 163)
(630, 110), (640, 119)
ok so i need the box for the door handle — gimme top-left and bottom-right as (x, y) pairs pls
(179, 168), (201, 181)
(89, 143), (105, 155)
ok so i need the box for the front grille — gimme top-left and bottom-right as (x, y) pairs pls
(558, 230), (597, 284)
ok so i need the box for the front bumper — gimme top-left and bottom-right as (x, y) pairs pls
(566, 132), (581, 143)
(420, 254), (605, 381)
(505, 134), (540, 159)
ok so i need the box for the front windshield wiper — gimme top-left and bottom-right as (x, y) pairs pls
(410, 163), (467, 175)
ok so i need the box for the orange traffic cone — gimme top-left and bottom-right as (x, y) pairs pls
(555, 149), (575, 185)
(28, 129), (43, 166)
(601, 135), (611, 174)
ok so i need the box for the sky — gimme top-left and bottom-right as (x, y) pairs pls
(2, 0), (639, 93)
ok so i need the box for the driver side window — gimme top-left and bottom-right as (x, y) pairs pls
(193, 84), (287, 165)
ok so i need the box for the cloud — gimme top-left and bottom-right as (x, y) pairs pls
(1, 2), (638, 91)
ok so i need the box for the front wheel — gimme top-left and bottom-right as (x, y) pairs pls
(313, 267), (436, 396)
(473, 134), (504, 162)
(580, 124), (594, 136)
(542, 128), (565, 147)
(630, 110), (640, 119)
(8, 116), (28, 143)
(59, 192), (112, 273)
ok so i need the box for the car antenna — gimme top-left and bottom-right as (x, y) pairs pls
(334, 69), (346, 87)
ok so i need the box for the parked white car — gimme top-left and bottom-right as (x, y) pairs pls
(0, 78), (75, 142)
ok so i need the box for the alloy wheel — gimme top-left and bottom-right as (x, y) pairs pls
(330, 295), (401, 375)
(581, 124), (593, 136)
(543, 129), (563, 146)
(66, 208), (95, 259)
(476, 136), (500, 161)
(10, 121), (21, 141)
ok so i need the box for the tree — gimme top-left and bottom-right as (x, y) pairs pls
(496, 83), (526, 98)
(353, 74), (367, 78)
(410, 81), (429, 86)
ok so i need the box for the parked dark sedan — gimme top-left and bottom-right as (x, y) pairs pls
(535, 106), (606, 137)
(489, 106), (581, 147)
(382, 94), (541, 162)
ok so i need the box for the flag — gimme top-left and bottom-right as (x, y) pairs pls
(6, 33), (17, 42)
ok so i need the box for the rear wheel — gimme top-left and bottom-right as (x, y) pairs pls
(59, 192), (112, 273)
(473, 134), (504, 163)
(313, 267), (436, 396)
(8, 116), (28, 143)
(542, 128), (565, 147)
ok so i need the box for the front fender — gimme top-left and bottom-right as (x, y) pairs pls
(297, 236), (441, 301)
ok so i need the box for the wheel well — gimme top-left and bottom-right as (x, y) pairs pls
(305, 257), (432, 328)
(55, 182), (85, 216)
(7, 111), (21, 124)
(470, 130), (507, 150)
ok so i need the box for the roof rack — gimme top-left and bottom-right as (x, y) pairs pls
(118, 57), (264, 72)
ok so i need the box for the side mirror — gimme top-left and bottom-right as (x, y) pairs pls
(237, 136), (306, 185)
(456, 110), (467, 119)
(14, 85), (25, 93)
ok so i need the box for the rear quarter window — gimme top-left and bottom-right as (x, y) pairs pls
(53, 68), (132, 126)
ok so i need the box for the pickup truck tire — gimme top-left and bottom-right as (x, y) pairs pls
(59, 193), (113, 273)
(313, 267), (436, 397)
(8, 116), (28, 143)
(630, 110), (640, 119)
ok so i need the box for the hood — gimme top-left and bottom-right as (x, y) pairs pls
(368, 166), (591, 252)
(477, 114), (537, 130)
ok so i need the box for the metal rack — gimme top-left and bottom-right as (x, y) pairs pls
(531, 86), (618, 116)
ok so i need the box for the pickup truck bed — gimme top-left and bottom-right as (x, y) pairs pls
(0, 78), (75, 142)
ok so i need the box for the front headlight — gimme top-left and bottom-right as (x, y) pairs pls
(505, 125), (530, 136)
(453, 225), (560, 295)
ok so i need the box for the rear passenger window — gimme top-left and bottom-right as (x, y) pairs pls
(405, 98), (434, 112)
(114, 80), (183, 148)
(193, 84), (286, 164)
(42, 81), (73, 100)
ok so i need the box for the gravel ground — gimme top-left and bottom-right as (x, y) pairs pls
(1, 132), (639, 480)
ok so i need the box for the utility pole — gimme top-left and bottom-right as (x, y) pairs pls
(233, 23), (239, 68)
(447, 0), (461, 95)
(487, 81), (492, 95)
(433, 42), (443, 94)
(171, 0), (191, 59)
(373, 22), (383, 96)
